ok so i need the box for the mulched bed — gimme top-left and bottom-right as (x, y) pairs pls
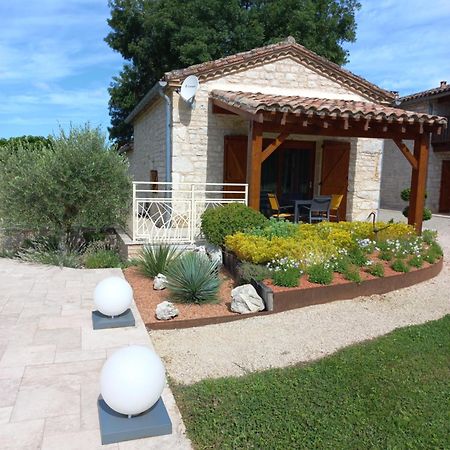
(124, 254), (436, 327)
(123, 266), (238, 325)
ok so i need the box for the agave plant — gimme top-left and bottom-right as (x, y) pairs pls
(165, 252), (220, 304)
(138, 244), (179, 278)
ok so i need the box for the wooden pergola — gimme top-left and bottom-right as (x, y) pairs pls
(211, 90), (448, 233)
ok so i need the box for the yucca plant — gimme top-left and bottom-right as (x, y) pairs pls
(165, 252), (219, 304)
(138, 244), (179, 278)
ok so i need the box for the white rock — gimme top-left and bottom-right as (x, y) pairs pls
(194, 245), (207, 254)
(155, 301), (179, 321)
(230, 284), (265, 314)
(206, 244), (223, 265)
(153, 273), (167, 290)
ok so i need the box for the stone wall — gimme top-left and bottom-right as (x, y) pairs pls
(133, 55), (385, 221)
(347, 138), (384, 221)
(380, 140), (412, 210)
(129, 97), (166, 182)
(171, 55), (371, 187)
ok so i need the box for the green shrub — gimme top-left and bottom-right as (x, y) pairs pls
(429, 241), (443, 258)
(343, 266), (362, 283)
(307, 263), (333, 285)
(347, 246), (367, 267)
(408, 255), (423, 269)
(250, 218), (297, 239)
(84, 249), (122, 268)
(402, 206), (432, 221)
(332, 255), (350, 274)
(421, 229), (437, 245)
(366, 262), (385, 277)
(238, 262), (270, 284)
(423, 242), (442, 264)
(17, 244), (81, 268)
(17, 236), (84, 268)
(391, 259), (410, 273)
(0, 125), (131, 241)
(201, 203), (268, 246)
(272, 267), (301, 287)
(138, 244), (179, 278)
(379, 250), (393, 261)
(166, 252), (219, 304)
(400, 187), (427, 202)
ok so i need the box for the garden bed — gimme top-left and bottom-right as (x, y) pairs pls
(124, 256), (442, 330)
(123, 266), (269, 330)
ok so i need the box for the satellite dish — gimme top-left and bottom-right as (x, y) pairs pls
(180, 75), (199, 104)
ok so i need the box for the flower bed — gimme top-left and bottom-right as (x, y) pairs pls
(126, 204), (443, 329)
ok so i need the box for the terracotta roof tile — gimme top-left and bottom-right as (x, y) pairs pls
(400, 82), (450, 103)
(164, 37), (395, 104)
(210, 90), (448, 127)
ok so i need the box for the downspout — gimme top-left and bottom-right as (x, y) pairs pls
(158, 81), (172, 184)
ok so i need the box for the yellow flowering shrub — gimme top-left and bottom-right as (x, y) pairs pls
(224, 221), (416, 264)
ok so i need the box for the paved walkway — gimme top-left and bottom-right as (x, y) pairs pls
(0, 260), (191, 449)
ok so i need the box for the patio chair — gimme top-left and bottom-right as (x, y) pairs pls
(303, 197), (331, 223)
(329, 194), (344, 222)
(267, 193), (294, 220)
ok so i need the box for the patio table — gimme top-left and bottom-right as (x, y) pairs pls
(294, 196), (332, 223)
(294, 200), (312, 223)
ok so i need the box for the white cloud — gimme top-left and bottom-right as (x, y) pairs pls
(345, 0), (450, 95)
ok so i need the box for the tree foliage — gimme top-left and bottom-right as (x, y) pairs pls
(0, 125), (132, 236)
(106, 0), (361, 144)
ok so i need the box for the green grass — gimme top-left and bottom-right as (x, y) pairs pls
(173, 316), (450, 449)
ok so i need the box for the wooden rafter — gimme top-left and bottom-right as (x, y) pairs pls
(393, 139), (418, 170)
(261, 129), (292, 162)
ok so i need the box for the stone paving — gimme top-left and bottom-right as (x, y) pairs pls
(0, 260), (192, 450)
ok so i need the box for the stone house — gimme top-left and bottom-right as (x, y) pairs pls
(381, 82), (450, 214)
(124, 37), (446, 237)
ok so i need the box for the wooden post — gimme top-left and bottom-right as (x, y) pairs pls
(408, 135), (429, 233)
(247, 120), (263, 210)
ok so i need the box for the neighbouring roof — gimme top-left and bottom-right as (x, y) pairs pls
(210, 90), (448, 126)
(164, 37), (395, 104)
(400, 81), (450, 103)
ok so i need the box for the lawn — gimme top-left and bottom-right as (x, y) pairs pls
(173, 316), (450, 449)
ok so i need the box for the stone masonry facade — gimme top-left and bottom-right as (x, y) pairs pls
(380, 96), (450, 212)
(133, 56), (386, 221)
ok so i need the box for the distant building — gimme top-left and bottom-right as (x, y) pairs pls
(381, 81), (450, 213)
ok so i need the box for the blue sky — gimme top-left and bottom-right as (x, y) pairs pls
(1, 0), (450, 139)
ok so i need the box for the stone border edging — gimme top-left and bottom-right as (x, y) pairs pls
(146, 256), (443, 330)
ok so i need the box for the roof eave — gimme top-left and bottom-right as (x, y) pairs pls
(125, 81), (168, 124)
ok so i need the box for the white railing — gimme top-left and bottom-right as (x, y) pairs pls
(130, 181), (248, 243)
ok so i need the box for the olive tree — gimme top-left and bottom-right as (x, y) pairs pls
(0, 125), (132, 241)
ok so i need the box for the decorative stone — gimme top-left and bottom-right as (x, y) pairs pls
(206, 244), (222, 265)
(153, 274), (167, 290)
(230, 284), (265, 314)
(156, 301), (179, 320)
(194, 245), (207, 255)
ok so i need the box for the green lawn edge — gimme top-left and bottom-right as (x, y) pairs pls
(172, 315), (450, 449)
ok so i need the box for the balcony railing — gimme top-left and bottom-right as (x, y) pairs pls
(129, 181), (248, 243)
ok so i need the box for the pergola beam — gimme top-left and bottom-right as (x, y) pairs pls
(408, 135), (429, 233)
(261, 129), (292, 162)
(247, 121), (263, 210)
(393, 139), (418, 170)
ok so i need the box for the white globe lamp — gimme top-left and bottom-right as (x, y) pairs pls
(100, 346), (166, 417)
(94, 276), (133, 318)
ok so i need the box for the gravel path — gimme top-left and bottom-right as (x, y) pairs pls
(151, 211), (450, 385)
